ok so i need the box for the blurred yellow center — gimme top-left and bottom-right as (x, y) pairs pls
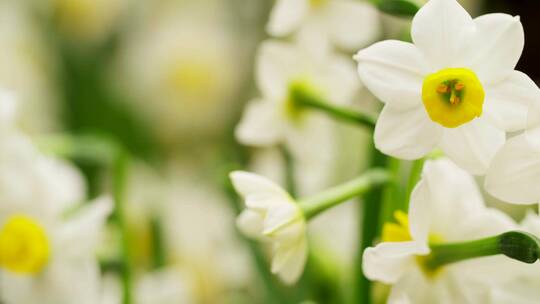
(310, 0), (327, 8)
(422, 68), (484, 128)
(167, 60), (216, 96)
(382, 210), (411, 242)
(0, 215), (50, 274)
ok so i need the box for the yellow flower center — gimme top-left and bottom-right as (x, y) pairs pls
(310, 0), (327, 8)
(422, 68), (485, 128)
(382, 210), (411, 242)
(0, 215), (50, 274)
(167, 60), (216, 97)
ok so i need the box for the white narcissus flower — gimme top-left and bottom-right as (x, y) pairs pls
(485, 100), (540, 204)
(230, 171), (307, 284)
(354, 0), (540, 175)
(267, 0), (380, 51)
(0, 95), (113, 304)
(236, 40), (359, 194)
(364, 159), (525, 303)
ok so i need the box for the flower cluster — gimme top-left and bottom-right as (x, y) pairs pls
(230, 0), (540, 302)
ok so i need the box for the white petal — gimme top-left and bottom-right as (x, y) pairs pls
(256, 40), (303, 100)
(440, 118), (505, 175)
(56, 197), (113, 256)
(321, 54), (360, 106)
(0, 90), (16, 127)
(374, 105), (442, 160)
(266, 0), (309, 37)
(236, 209), (266, 239)
(326, 0), (380, 50)
(263, 203), (302, 236)
(483, 71), (536, 132)
(485, 134), (540, 204)
(465, 14), (524, 84)
(411, 0), (475, 69)
(354, 40), (428, 109)
(408, 180), (432, 244)
(411, 159), (489, 241)
(362, 241), (426, 284)
(271, 238), (308, 284)
(235, 99), (284, 146)
(525, 97), (540, 150)
(229, 171), (291, 207)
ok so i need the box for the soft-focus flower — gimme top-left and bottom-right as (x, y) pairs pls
(267, 0), (380, 51)
(230, 171), (307, 284)
(236, 40), (359, 194)
(485, 99), (540, 204)
(113, 4), (243, 144)
(0, 2), (60, 134)
(355, 0), (538, 175)
(364, 159), (524, 303)
(0, 96), (112, 304)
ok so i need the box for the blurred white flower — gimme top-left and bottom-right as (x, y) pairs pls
(121, 160), (253, 302)
(230, 171), (307, 284)
(113, 5), (242, 143)
(364, 159), (524, 303)
(0, 94), (112, 304)
(0, 2), (60, 134)
(485, 99), (540, 205)
(267, 0), (380, 51)
(354, 0), (537, 175)
(236, 40), (359, 195)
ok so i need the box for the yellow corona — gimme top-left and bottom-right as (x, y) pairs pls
(422, 68), (485, 128)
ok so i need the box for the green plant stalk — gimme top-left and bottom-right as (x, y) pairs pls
(112, 150), (132, 304)
(357, 147), (388, 304)
(280, 145), (298, 198)
(290, 84), (376, 129)
(426, 231), (540, 270)
(150, 214), (166, 269)
(378, 158), (402, 234)
(404, 158), (425, 210)
(298, 169), (391, 220)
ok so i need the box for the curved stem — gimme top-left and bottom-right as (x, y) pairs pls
(289, 83), (377, 129)
(426, 231), (540, 271)
(298, 169), (391, 220)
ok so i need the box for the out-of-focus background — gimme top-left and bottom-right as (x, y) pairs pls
(2, 0), (539, 303)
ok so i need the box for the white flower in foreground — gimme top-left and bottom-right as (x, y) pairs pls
(364, 159), (525, 303)
(230, 171), (307, 284)
(354, 0), (540, 175)
(0, 96), (112, 304)
(267, 0), (380, 51)
(485, 100), (540, 204)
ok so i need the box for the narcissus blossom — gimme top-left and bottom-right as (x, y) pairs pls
(267, 0), (380, 51)
(230, 171), (307, 284)
(355, 0), (539, 175)
(0, 96), (112, 304)
(364, 159), (524, 303)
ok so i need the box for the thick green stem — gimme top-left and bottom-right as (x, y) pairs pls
(150, 214), (166, 269)
(112, 150), (132, 304)
(357, 147), (388, 304)
(378, 158), (403, 233)
(426, 231), (540, 271)
(298, 169), (391, 220)
(289, 83), (376, 129)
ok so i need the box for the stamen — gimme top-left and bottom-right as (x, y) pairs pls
(437, 84), (449, 93)
(450, 95), (460, 105)
(454, 82), (464, 91)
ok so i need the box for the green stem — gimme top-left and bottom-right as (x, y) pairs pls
(280, 145), (297, 198)
(289, 83), (376, 129)
(150, 214), (166, 269)
(426, 231), (540, 271)
(404, 158), (425, 210)
(298, 169), (391, 220)
(112, 150), (132, 304)
(357, 147), (388, 304)
(378, 158), (402, 233)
